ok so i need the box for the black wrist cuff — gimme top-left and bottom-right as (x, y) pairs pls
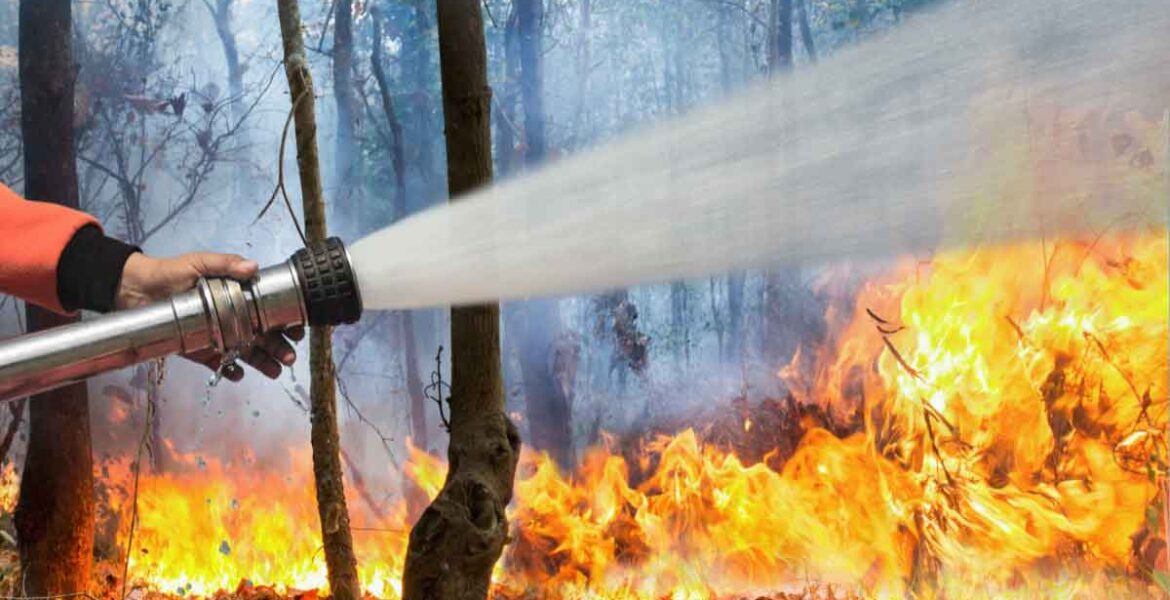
(57, 225), (141, 313)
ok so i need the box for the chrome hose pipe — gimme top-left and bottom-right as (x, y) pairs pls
(0, 237), (362, 402)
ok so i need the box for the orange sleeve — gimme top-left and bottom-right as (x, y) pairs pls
(0, 183), (100, 314)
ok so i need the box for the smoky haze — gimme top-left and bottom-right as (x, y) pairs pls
(0, 0), (1164, 503)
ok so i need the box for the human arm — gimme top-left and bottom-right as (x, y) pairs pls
(0, 183), (300, 380)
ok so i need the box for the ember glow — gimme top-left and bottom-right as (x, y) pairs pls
(74, 228), (1167, 600)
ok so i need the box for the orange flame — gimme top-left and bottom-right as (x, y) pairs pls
(84, 228), (1166, 600)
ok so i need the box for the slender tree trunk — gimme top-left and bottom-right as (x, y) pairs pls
(513, 0), (574, 468)
(727, 273), (745, 365)
(15, 1), (96, 594)
(371, 10), (428, 451)
(409, 0), (437, 192)
(716, 0), (746, 368)
(797, 0), (817, 63)
(402, 2), (520, 598)
(371, 11), (406, 214)
(670, 282), (689, 367)
(333, 0), (361, 222)
(494, 9), (523, 431)
(494, 7), (519, 178)
(276, 3), (360, 598)
(572, 0), (591, 145)
(515, 0), (545, 164)
(206, 0), (249, 215)
(208, 0), (244, 121)
(401, 312), (427, 450)
(716, 0), (733, 93)
(770, 0), (794, 74)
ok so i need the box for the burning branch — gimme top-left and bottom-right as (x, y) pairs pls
(120, 359), (164, 600)
(881, 336), (921, 381)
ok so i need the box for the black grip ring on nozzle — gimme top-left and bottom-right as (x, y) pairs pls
(291, 237), (363, 326)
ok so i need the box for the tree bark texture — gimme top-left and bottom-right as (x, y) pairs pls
(16, 1), (96, 594)
(371, 10), (429, 452)
(333, 0), (361, 213)
(276, 3), (361, 599)
(402, 1), (520, 598)
(513, 0), (574, 468)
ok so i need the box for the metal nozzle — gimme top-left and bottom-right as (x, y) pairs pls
(0, 237), (363, 403)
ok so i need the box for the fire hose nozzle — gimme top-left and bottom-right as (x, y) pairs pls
(0, 237), (363, 403)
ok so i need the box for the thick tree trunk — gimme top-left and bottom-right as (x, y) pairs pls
(276, 3), (360, 599)
(513, 0), (574, 468)
(371, 10), (428, 452)
(402, 2), (520, 598)
(15, 1), (96, 594)
(333, 0), (361, 218)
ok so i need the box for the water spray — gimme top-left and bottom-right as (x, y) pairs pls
(0, 0), (1166, 402)
(0, 238), (363, 402)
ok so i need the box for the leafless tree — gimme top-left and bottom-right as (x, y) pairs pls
(75, 0), (275, 244)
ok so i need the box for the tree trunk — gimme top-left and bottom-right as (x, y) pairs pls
(770, 0), (794, 74)
(727, 273), (745, 365)
(715, 0), (733, 93)
(276, 3), (360, 599)
(208, 0), (244, 121)
(371, 9), (428, 452)
(493, 7), (519, 178)
(15, 1), (96, 594)
(401, 1), (520, 597)
(333, 0), (361, 219)
(513, 0), (574, 468)
(206, 0), (249, 212)
(515, 0), (545, 164)
(572, 0), (591, 144)
(408, 0), (437, 192)
(670, 281), (689, 367)
(371, 10), (406, 216)
(797, 0), (817, 63)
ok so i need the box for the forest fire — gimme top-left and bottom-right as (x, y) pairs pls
(61, 230), (1166, 600)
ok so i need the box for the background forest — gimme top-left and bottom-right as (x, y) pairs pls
(0, 0), (941, 478)
(1, 2), (1168, 599)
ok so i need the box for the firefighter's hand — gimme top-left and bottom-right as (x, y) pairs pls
(117, 252), (305, 381)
